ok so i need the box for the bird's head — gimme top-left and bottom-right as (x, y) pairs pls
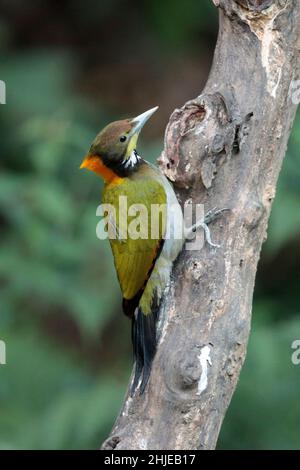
(80, 106), (158, 181)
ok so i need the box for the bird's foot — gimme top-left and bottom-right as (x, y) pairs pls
(185, 207), (230, 248)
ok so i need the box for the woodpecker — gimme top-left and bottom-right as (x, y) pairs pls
(80, 107), (224, 395)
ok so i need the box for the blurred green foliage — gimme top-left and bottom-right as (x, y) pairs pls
(0, 0), (299, 450)
(0, 49), (128, 448)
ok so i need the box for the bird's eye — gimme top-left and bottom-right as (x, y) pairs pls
(120, 135), (127, 143)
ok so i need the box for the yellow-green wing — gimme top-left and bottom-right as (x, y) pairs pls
(102, 176), (167, 300)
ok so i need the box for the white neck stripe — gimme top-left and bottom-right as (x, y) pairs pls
(123, 150), (141, 169)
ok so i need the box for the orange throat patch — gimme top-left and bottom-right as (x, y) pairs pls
(80, 155), (123, 185)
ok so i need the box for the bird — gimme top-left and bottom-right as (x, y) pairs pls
(80, 107), (225, 395)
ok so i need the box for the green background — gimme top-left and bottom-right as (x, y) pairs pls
(0, 0), (299, 449)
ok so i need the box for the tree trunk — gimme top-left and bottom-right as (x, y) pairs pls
(102, 0), (300, 450)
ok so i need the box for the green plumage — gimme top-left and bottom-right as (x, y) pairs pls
(102, 162), (167, 308)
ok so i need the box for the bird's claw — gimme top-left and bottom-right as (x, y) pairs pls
(204, 207), (230, 225)
(185, 207), (230, 248)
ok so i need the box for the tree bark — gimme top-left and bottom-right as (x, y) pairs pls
(102, 0), (300, 450)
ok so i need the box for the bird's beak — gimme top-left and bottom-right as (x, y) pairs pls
(130, 106), (159, 136)
(80, 155), (90, 169)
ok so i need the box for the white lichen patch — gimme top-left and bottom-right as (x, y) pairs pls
(236, 2), (289, 98)
(121, 396), (133, 417)
(158, 301), (176, 345)
(196, 345), (212, 395)
(139, 438), (148, 450)
(260, 11), (284, 98)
